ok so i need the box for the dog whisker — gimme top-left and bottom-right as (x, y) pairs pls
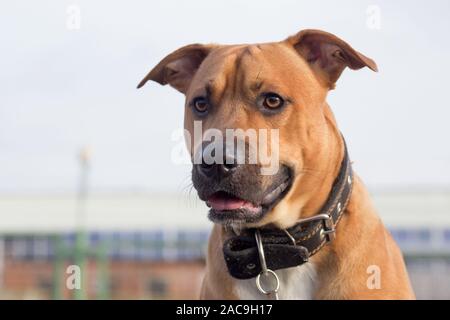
(178, 174), (199, 209)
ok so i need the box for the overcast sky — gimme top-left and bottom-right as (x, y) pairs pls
(0, 0), (449, 194)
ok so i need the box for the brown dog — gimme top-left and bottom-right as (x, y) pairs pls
(138, 29), (415, 299)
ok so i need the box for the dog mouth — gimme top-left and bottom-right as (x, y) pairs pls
(205, 172), (293, 224)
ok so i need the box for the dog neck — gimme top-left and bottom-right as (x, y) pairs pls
(298, 102), (345, 221)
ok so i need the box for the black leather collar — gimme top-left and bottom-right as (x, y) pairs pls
(222, 139), (353, 279)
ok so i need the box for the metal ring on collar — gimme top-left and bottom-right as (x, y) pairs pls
(256, 269), (280, 295)
(254, 229), (280, 298)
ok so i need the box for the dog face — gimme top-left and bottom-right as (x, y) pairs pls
(139, 29), (377, 229)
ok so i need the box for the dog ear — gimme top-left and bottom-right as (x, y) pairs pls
(137, 44), (215, 93)
(286, 29), (378, 88)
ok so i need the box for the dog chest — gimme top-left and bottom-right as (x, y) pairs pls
(232, 262), (317, 300)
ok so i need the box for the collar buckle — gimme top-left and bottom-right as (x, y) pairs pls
(322, 215), (336, 242)
(296, 213), (336, 243)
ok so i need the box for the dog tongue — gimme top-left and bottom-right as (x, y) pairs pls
(207, 193), (257, 211)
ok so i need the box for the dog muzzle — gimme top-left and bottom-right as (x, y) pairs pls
(222, 138), (353, 279)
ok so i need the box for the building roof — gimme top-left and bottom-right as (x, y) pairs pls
(0, 191), (449, 233)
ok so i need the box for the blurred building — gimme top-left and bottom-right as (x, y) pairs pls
(0, 191), (449, 299)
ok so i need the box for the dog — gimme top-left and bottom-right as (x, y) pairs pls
(138, 29), (415, 299)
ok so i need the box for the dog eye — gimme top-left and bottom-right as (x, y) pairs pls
(263, 93), (284, 109)
(192, 97), (209, 115)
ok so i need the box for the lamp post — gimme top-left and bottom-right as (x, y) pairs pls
(52, 146), (110, 299)
(73, 146), (91, 299)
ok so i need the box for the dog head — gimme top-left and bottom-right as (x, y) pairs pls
(138, 29), (377, 229)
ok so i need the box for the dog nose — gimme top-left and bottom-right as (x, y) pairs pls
(199, 153), (238, 178)
(197, 141), (241, 179)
